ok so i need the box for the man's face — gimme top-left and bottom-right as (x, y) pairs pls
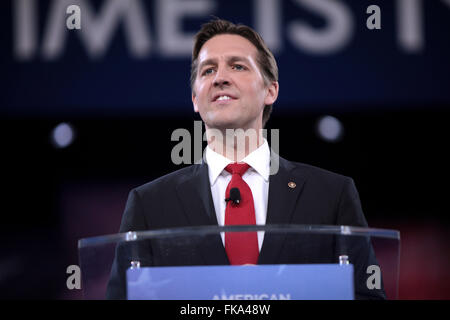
(192, 34), (278, 132)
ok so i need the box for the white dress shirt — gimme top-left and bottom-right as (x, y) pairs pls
(204, 139), (270, 251)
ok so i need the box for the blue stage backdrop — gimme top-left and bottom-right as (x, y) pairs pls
(1, 0), (450, 116)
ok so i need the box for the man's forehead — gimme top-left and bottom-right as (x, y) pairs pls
(197, 34), (258, 62)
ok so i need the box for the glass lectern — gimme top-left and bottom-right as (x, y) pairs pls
(78, 224), (400, 300)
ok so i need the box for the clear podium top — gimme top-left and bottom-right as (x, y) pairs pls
(79, 224), (399, 248)
(78, 224), (400, 300)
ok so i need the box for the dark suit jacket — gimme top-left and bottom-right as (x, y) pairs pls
(106, 156), (385, 299)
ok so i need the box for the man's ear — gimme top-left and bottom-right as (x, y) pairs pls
(264, 81), (279, 106)
(192, 92), (199, 113)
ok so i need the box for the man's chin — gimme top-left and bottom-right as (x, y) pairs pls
(206, 122), (243, 131)
(204, 115), (243, 130)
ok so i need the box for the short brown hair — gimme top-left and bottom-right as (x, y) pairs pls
(191, 19), (278, 127)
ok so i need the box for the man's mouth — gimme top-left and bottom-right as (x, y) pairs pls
(212, 93), (238, 102)
(216, 95), (232, 101)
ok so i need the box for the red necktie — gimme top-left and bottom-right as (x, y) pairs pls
(224, 163), (259, 265)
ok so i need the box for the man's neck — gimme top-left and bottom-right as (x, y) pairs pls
(205, 126), (264, 162)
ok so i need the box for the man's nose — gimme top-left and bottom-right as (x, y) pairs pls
(213, 67), (231, 87)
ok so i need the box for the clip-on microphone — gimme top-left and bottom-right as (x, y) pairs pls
(225, 187), (241, 204)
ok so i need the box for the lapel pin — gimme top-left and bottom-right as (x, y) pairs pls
(288, 181), (296, 189)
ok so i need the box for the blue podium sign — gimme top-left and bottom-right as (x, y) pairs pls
(127, 264), (354, 300)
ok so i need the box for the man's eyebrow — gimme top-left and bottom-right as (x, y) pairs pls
(198, 58), (217, 71)
(227, 56), (251, 64)
(198, 56), (252, 71)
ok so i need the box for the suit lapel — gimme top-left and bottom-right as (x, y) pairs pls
(176, 163), (217, 226)
(175, 162), (229, 265)
(258, 155), (307, 264)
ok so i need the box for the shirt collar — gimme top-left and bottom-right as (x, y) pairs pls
(205, 139), (271, 186)
(242, 139), (270, 182)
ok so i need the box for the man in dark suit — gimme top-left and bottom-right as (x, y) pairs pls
(106, 19), (384, 300)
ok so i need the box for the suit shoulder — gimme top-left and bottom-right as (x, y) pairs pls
(133, 164), (199, 195)
(284, 158), (352, 185)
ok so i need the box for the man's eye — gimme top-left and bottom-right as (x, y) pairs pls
(233, 64), (245, 71)
(203, 68), (214, 75)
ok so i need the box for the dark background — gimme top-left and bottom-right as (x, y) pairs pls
(1, 0), (450, 299)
